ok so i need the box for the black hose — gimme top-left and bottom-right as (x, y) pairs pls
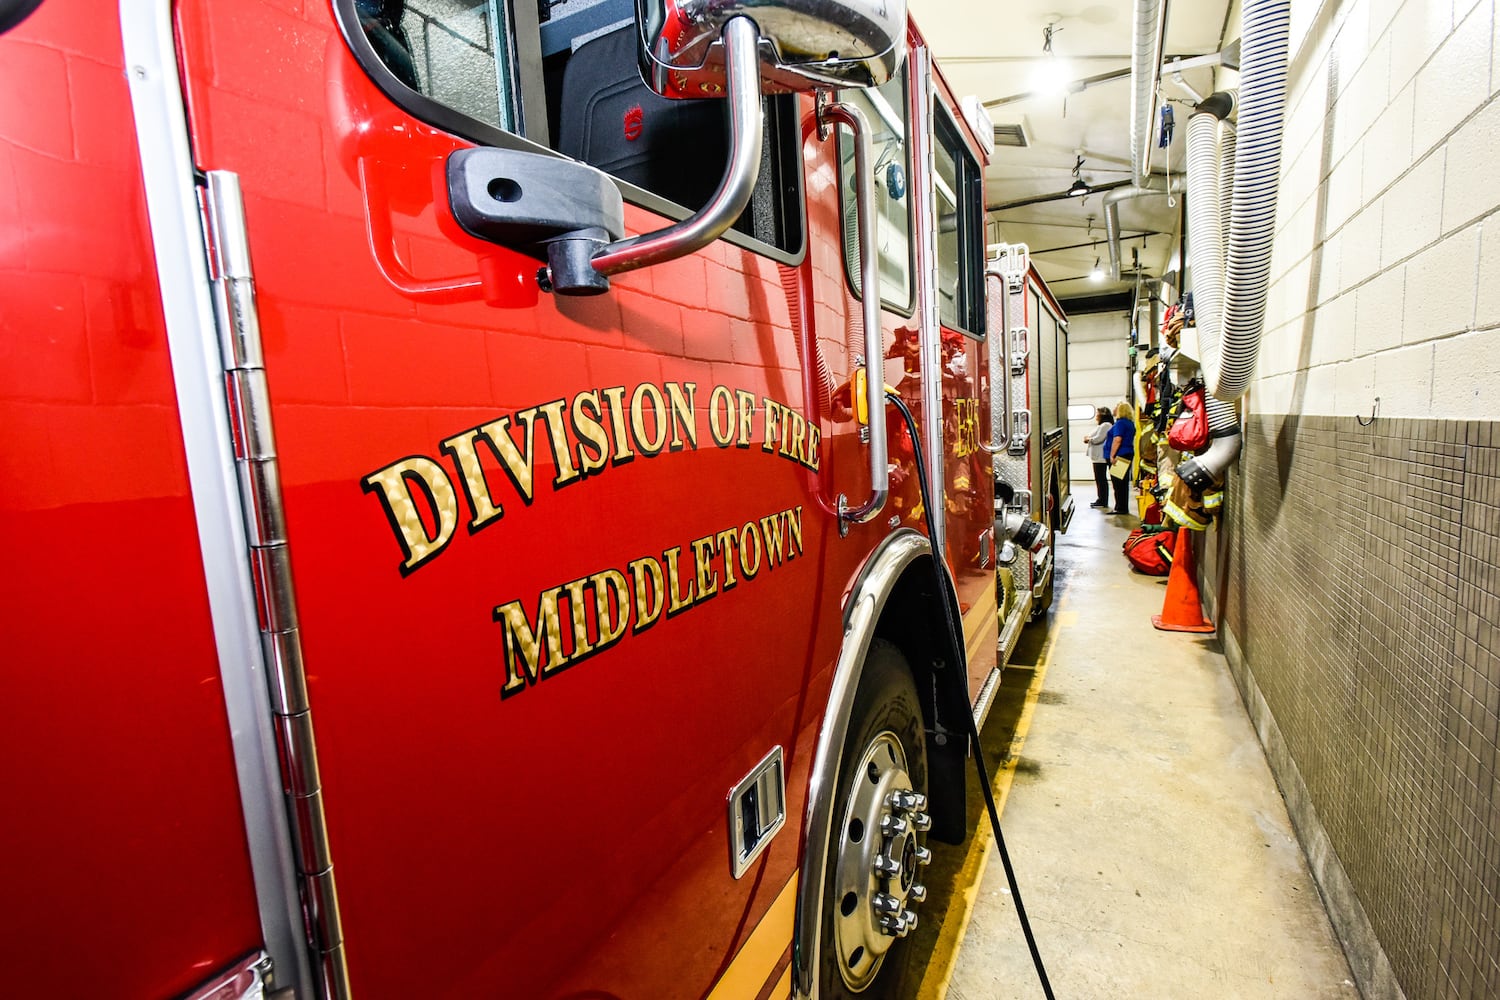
(885, 390), (1055, 1000)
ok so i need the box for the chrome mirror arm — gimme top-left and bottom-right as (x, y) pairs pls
(590, 16), (764, 277)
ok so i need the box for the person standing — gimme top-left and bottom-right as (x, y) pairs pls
(1107, 401), (1136, 515)
(1083, 406), (1112, 508)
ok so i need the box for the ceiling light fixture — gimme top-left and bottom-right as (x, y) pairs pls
(1090, 257), (1105, 283)
(1029, 20), (1072, 97)
(1066, 153), (1090, 197)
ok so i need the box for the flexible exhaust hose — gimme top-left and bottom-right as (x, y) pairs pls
(1178, 0), (1289, 487)
(1193, 0), (1290, 401)
(1185, 112), (1226, 367)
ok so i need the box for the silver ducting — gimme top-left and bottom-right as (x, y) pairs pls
(1104, 178), (1184, 280)
(1130, 0), (1168, 186)
(1177, 0), (1290, 489)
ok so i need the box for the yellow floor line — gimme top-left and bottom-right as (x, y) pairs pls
(916, 606), (1073, 1000)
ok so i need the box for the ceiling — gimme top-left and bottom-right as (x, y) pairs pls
(909, 0), (1238, 309)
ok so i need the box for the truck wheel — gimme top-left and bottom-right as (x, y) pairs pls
(820, 640), (930, 998)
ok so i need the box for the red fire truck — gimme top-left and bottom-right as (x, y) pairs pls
(1, 0), (1052, 996)
(989, 244), (1074, 639)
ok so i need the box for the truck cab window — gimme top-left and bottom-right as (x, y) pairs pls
(837, 71), (913, 312)
(356, 0), (514, 130)
(341, 0), (803, 257)
(934, 109), (984, 337)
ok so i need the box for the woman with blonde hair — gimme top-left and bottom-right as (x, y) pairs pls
(1106, 401), (1136, 515)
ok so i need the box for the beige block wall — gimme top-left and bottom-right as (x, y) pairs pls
(1251, 0), (1499, 420)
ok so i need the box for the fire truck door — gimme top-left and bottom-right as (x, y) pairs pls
(921, 84), (997, 699)
(168, 1), (827, 997)
(2, 4), (273, 997)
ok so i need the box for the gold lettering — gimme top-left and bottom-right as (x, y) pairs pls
(628, 556), (666, 633)
(783, 409), (807, 463)
(691, 535), (720, 601)
(477, 409), (541, 504)
(631, 383), (669, 455)
(662, 544), (697, 615)
(785, 505), (804, 557)
(665, 382), (699, 451)
(760, 511), (789, 567)
(599, 386), (636, 464)
(536, 399), (581, 488)
(562, 577), (595, 659)
(708, 385), (736, 447)
(806, 425), (822, 471)
(715, 527), (740, 589)
(438, 428), (504, 532)
(762, 398), (782, 453)
(361, 457), (460, 574)
(738, 520), (764, 579)
(571, 391), (611, 477)
(734, 389), (757, 447)
(592, 569), (630, 647)
(495, 588), (568, 698)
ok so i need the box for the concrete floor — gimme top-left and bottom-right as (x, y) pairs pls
(941, 498), (1360, 999)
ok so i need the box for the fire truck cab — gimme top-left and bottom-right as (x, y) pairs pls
(1, 0), (1055, 996)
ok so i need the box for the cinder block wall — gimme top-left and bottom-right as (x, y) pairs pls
(1210, 1), (1500, 997)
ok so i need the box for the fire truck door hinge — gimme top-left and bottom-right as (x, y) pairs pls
(200, 169), (350, 1000)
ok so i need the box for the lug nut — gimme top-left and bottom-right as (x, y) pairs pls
(879, 910), (919, 937)
(880, 814), (909, 837)
(910, 810), (933, 832)
(872, 892), (902, 915)
(908, 882), (928, 903)
(914, 845), (933, 866)
(888, 790), (927, 812)
(873, 855), (902, 877)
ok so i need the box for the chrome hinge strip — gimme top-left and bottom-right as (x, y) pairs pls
(203, 171), (350, 1000)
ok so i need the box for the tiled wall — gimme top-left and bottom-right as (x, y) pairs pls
(1216, 412), (1500, 999)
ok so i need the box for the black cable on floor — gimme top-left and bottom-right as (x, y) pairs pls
(885, 390), (1056, 1000)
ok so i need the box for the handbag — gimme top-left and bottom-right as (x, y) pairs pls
(1168, 378), (1210, 452)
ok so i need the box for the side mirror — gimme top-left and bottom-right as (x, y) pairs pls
(637, 0), (908, 97)
(448, 0), (908, 295)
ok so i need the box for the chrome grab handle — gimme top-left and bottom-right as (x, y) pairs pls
(822, 98), (889, 531)
(590, 16), (764, 277)
(978, 264), (1015, 455)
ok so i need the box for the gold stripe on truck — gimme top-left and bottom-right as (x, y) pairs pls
(708, 875), (798, 999)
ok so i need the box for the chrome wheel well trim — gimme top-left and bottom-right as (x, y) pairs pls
(792, 527), (936, 1000)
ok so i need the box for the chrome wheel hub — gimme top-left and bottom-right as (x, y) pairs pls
(832, 732), (933, 992)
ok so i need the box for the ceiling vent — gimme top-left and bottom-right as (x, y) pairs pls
(992, 121), (1030, 148)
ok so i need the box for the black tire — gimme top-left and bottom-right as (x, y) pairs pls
(819, 640), (929, 999)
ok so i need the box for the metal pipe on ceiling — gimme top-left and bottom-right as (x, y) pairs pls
(1103, 178), (1183, 279)
(1130, 0), (1170, 186)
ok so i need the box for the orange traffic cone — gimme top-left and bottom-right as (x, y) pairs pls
(1151, 527), (1215, 633)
